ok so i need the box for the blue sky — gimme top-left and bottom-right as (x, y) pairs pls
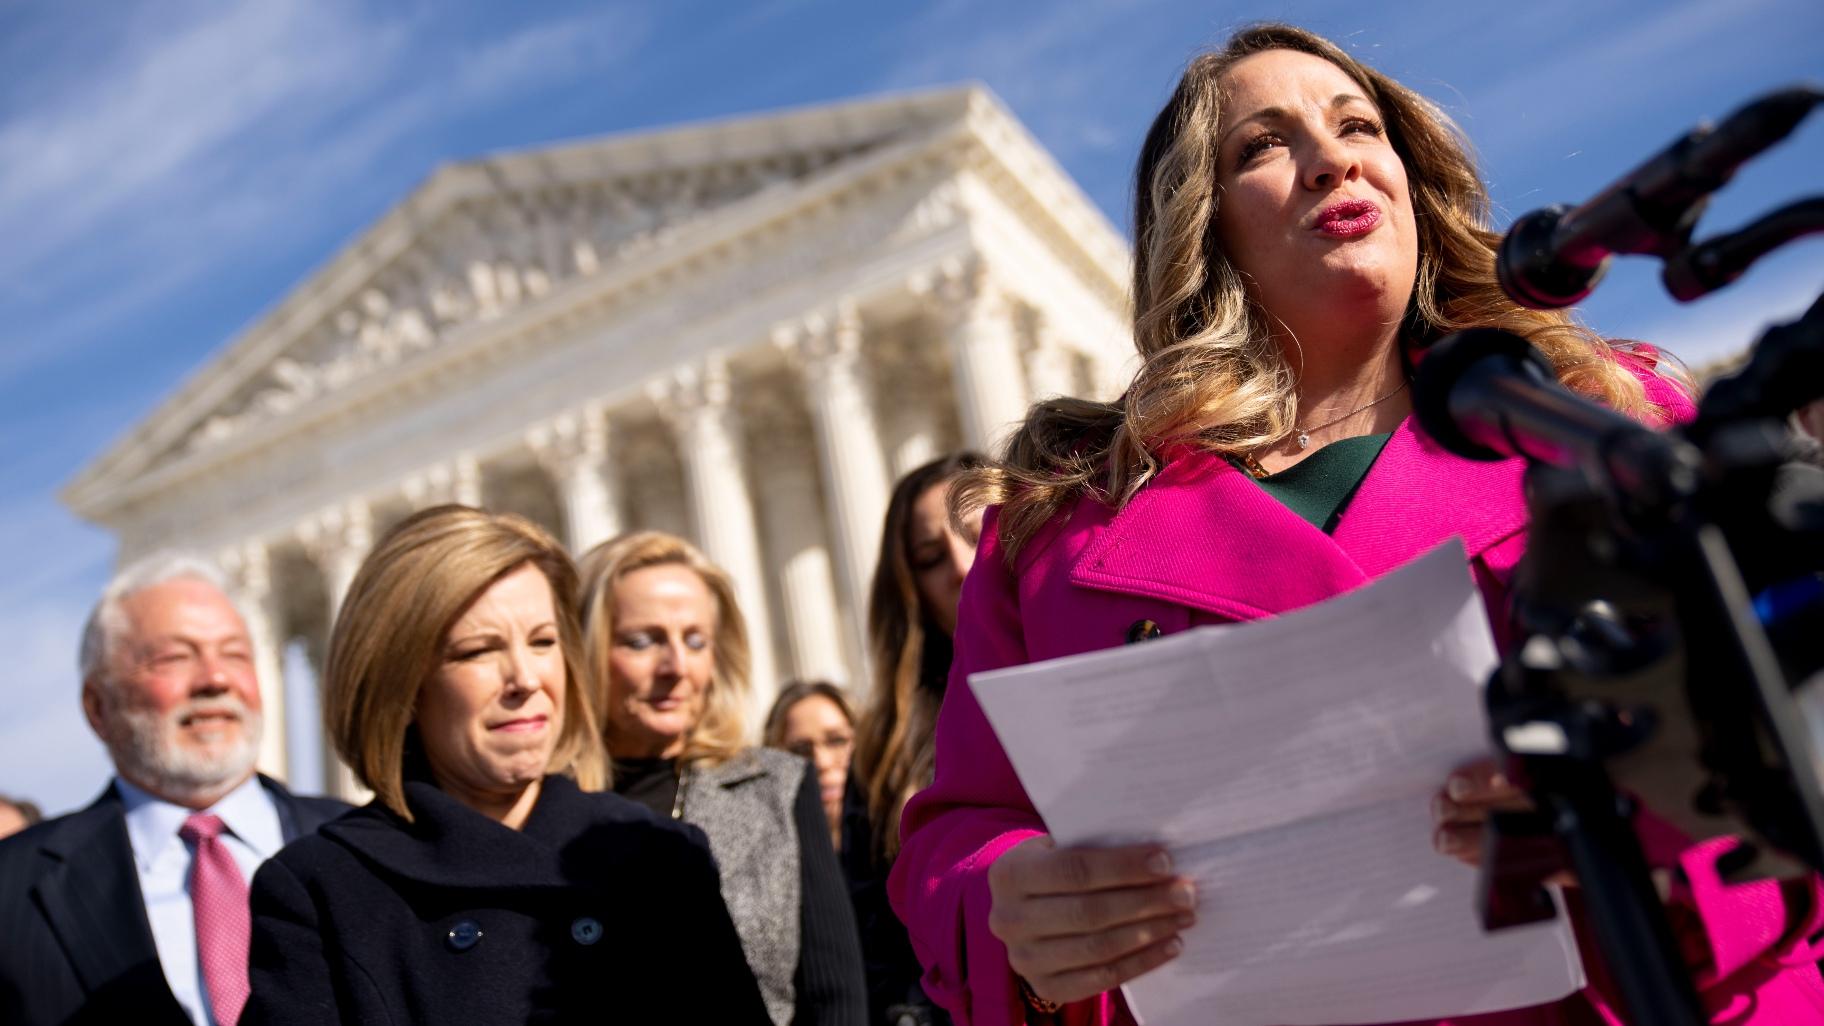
(3, 0), (1820, 814)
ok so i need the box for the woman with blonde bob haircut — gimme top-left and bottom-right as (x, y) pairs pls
(327, 505), (603, 812)
(892, 22), (1822, 1026)
(243, 507), (768, 1024)
(578, 530), (866, 1026)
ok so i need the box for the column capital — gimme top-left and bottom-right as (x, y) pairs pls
(773, 298), (861, 357)
(908, 253), (1008, 324)
(529, 402), (623, 553)
(526, 402), (610, 475)
(647, 357), (734, 441)
(773, 299), (866, 398)
(401, 454), (482, 509)
(296, 499), (373, 564)
(216, 540), (273, 599)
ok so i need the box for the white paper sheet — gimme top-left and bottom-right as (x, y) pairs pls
(970, 540), (1585, 1026)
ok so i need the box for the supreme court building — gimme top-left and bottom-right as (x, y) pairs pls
(62, 86), (1132, 798)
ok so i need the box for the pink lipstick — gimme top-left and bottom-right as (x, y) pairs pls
(1313, 199), (1381, 238)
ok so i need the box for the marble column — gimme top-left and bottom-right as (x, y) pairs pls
(651, 358), (780, 722)
(918, 257), (1030, 455)
(1022, 307), (1080, 403)
(891, 425), (941, 479)
(529, 403), (622, 554)
(298, 499), (375, 801)
(752, 423), (851, 686)
(219, 541), (288, 781)
(776, 300), (889, 671)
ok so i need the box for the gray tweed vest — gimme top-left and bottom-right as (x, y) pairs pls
(682, 747), (808, 1026)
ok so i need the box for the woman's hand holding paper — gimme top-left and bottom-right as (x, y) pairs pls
(986, 835), (1198, 1006)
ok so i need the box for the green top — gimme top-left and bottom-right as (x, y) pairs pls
(1236, 432), (1393, 534)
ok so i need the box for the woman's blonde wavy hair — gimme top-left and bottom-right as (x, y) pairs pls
(325, 505), (606, 821)
(576, 530), (752, 769)
(966, 22), (1665, 561)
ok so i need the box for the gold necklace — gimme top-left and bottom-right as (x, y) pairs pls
(1294, 380), (1408, 449)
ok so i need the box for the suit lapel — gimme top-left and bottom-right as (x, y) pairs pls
(30, 790), (167, 1000)
(1068, 418), (1528, 619)
(693, 749), (769, 791)
(261, 774), (309, 844)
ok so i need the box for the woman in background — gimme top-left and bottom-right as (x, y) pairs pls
(764, 680), (857, 851)
(243, 506), (765, 1023)
(578, 530), (866, 1026)
(849, 451), (983, 1026)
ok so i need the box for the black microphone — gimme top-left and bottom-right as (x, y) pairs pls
(1413, 329), (1701, 509)
(1498, 86), (1823, 310)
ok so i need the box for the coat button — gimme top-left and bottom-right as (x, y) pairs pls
(446, 919), (482, 952)
(1125, 619), (1163, 644)
(570, 916), (603, 946)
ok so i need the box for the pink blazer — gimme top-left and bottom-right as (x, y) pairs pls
(891, 362), (1824, 1026)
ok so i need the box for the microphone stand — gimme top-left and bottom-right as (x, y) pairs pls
(1481, 464), (1705, 1025)
(1474, 293), (1824, 1024)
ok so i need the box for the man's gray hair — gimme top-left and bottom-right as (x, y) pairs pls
(78, 551), (241, 685)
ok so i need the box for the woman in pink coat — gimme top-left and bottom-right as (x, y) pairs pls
(890, 22), (1824, 1026)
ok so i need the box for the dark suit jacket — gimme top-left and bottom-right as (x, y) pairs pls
(0, 774), (347, 1026)
(241, 774), (771, 1025)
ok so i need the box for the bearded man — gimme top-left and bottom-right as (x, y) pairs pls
(0, 554), (347, 1026)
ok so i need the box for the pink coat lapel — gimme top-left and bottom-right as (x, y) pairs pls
(1068, 417), (1528, 620)
(1331, 416), (1529, 576)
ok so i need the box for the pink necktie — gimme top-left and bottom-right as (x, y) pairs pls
(180, 813), (251, 1026)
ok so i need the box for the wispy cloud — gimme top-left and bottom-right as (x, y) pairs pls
(1460, 0), (1790, 159)
(0, 0), (407, 288)
(459, 6), (652, 99)
(876, 0), (1180, 168)
(0, 1), (655, 383)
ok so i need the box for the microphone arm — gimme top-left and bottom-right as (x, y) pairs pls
(1411, 329), (1702, 515)
(1498, 85), (1823, 310)
(1663, 198), (1824, 302)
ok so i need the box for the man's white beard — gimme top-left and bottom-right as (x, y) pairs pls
(108, 695), (263, 803)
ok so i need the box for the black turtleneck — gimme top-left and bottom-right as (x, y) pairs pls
(611, 756), (680, 819)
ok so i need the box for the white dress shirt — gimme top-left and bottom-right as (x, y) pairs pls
(117, 774), (284, 1026)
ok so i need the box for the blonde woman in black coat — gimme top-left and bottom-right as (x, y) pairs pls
(241, 507), (768, 1024)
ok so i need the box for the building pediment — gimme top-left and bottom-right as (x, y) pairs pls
(64, 84), (1129, 526)
(180, 164), (817, 455)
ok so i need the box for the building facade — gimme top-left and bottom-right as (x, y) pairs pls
(63, 86), (1133, 798)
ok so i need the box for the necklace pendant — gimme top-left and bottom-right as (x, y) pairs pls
(1297, 430), (1311, 449)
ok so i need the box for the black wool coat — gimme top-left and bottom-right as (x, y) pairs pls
(242, 774), (770, 1025)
